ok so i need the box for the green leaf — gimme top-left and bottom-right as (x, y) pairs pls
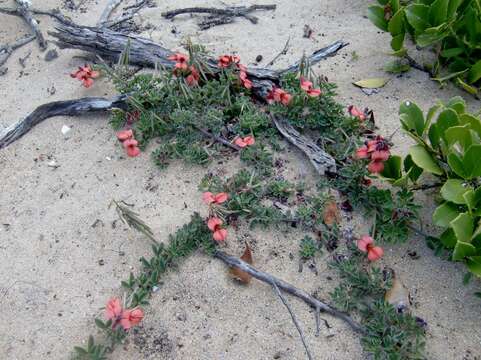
(74, 346), (88, 355)
(467, 256), (481, 277)
(463, 190), (476, 213)
(456, 77), (479, 95)
(433, 202), (460, 227)
(464, 144), (481, 178)
(409, 144), (443, 174)
(404, 154), (423, 181)
(368, 5), (389, 31)
(440, 227), (457, 248)
(445, 96), (466, 114)
(429, 0), (449, 26)
(384, 60), (410, 73)
(447, 152), (468, 178)
(353, 78), (390, 89)
(453, 241), (477, 260)
(447, 0), (462, 18)
(440, 48), (464, 58)
(460, 114), (481, 136)
(95, 318), (107, 329)
(390, 33), (406, 51)
(440, 179), (471, 204)
(444, 125), (473, 150)
(405, 4), (430, 32)
(380, 155), (402, 180)
(467, 60), (481, 84)
(388, 9), (405, 36)
(451, 212), (474, 244)
(416, 24), (449, 47)
(399, 100), (425, 136)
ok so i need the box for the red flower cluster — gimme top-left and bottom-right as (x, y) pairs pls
(168, 53), (200, 87)
(234, 135), (255, 148)
(355, 136), (390, 173)
(105, 298), (144, 330)
(357, 235), (384, 261)
(218, 55), (240, 68)
(267, 87), (292, 106)
(70, 65), (99, 88)
(116, 129), (141, 157)
(203, 192), (229, 242)
(300, 77), (322, 97)
(348, 105), (367, 121)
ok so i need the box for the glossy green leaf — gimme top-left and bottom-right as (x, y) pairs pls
(380, 155), (402, 180)
(453, 241), (477, 260)
(460, 114), (481, 136)
(467, 256), (481, 277)
(416, 24), (449, 47)
(467, 60), (481, 84)
(433, 202), (461, 227)
(368, 5), (389, 31)
(447, 152), (468, 178)
(440, 47), (464, 58)
(445, 96), (466, 114)
(409, 144), (443, 174)
(450, 212), (473, 244)
(399, 100), (425, 135)
(464, 144), (481, 178)
(404, 154), (423, 181)
(429, 0), (449, 26)
(388, 9), (405, 36)
(440, 227), (457, 248)
(405, 4), (430, 32)
(463, 190), (476, 213)
(390, 33), (406, 51)
(440, 179), (470, 204)
(444, 125), (473, 150)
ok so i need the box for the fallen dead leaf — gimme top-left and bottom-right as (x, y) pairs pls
(230, 241), (253, 284)
(353, 77), (389, 89)
(323, 201), (341, 227)
(385, 269), (411, 313)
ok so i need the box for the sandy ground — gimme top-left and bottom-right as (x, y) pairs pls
(1, 0), (480, 359)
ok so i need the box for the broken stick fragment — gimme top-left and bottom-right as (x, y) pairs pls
(14, 0), (47, 50)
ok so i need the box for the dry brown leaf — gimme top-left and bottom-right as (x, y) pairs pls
(230, 241), (253, 284)
(323, 201), (340, 226)
(385, 269), (411, 313)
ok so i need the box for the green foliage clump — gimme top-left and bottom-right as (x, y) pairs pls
(299, 235), (322, 259)
(368, 0), (481, 95)
(382, 96), (481, 278)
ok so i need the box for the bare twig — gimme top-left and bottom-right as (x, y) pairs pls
(14, 0), (47, 50)
(405, 54), (434, 77)
(315, 306), (321, 337)
(0, 6), (71, 23)
(411, 182), (443, 191)
(0, 34), (35, 68)
(98, 0), (125, 26)
(271, 281), (314, 360)
(195, 126), (241, 151)
(266, 37), (290, 66)
(162, 4), (276, 29)
(214, 250), (365, 334)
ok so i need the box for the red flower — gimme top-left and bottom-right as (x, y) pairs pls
(355, 145), (369, 159)
(234, 136), (255, 148)
(117, 129), (133, 142)
(218, 55), (240, 68)
(371, 149), (390, 162)
(207, 217), (227, 242)
(120, 308), (144, 330)
(168, 53), (189, 70)
(123, 138), (141, 157)
(186, 66), (200, 86)
(357, 235), (384, 262)
(105, 298), (123, 320)
(348, 105), (366, 121)
(368, 160), (384, 174)
(70, 65), (99, 88)
(203, 192), (229, 205)
(239, 70), (252, 89)
(300, 77), (322, 97)
(267, 87), (292, 106)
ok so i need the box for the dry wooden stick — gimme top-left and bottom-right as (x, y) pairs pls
(195, 126), (241, 151)
(213, 250), (365, 334)
(14, 0), (47, 50)
(271, 281), (314, 360)
(98, 0), (125, 26)
(266, 37), (291, 66)
(0, 6), (71, 23)
(0, 34), (35, 68)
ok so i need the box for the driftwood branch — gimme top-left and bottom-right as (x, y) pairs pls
(0, 35), (35, 68)
(214, 250), (365, 334)
(14, 0), (47, 50)
(271, 281), (314, 360)
(272, 115), (337, 175)
(162, 5), (276, 29)
(266, 37), (290, 67)
(98, 0), (124, 26)
(0, 95), (128, 149)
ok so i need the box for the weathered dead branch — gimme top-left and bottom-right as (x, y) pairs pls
(14, 0), (47, 50)
(214, 250), (365, 334)
(0, 35), (35, 69)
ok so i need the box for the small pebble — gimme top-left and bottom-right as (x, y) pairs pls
(44, 49), (59, 62)
(255, 54), (263, 62)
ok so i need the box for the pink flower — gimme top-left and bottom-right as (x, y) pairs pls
(207, 217), (227, 242)
(357, 235), (384, 262)
(203, 192), (229, 204)
(123, 138), (141, 157)
(234, 136), (255, 148)
(239, 70), (252, 89)
(186, 66), (200, 86)
(368, 160), (384, 173)
(105, 298), (123, 320)
(117, 129), (133, 142)
(218, 55), (240, 68)
(355, 146), (369, 159)
(120, 308), (144, 330)
(70, 64), (99, 88)
(267, 87), (293, 106)
(168, 53), (189, 70)
(300, 77), (322, 97)
(348, 105), (366, 121)
(371, 149), (390, 162)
